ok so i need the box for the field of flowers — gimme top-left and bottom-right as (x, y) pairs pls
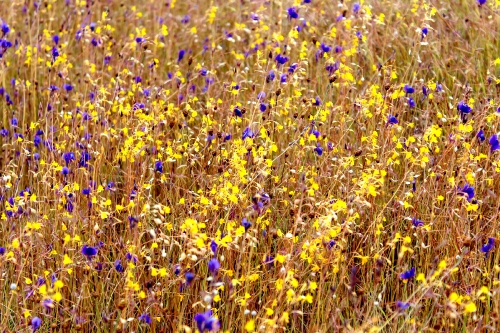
(2, 0), (500, 331)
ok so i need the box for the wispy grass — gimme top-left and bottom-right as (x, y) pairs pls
(1, 0), (500, 332)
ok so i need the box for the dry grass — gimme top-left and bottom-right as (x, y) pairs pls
(1, 0), (500, 332)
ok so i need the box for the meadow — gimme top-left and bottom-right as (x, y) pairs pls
(1, 0), (500, 331)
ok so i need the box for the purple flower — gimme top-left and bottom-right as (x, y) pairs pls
(42, 298), (54, 310)
(457, 183), (475, 202)
(155, 160), (163, 173)
(1, 22), (10, 36)
(242, 218), (252, 231)
(412, 217), (424, 227)
(234, 107), (242, 117)
(210, 240), (218, 254)
(208, 258), (220, 275)
(185, 272), (195, 285)
(63, 83), (73, 92)
(490, 134), (500, 151)
(82, 245), (98, 259)
(178, 49), (185, 62)
(400, 267), (416, 280)
(477, 129), (485, 142)
(481, 237), (495, 257)
(457, 101), (472, 114)
(387, 115), (398, 125)
(264, 255), (275, 268)
(63, 152), (75, 165)
(259, 103), (267, 112)
(314, 145), (323, 156)
(404, 85), (415, 94)
(139, 313), (152, 324)
(421, 27), (428, 39)
(397, 301), (410, 310)
(275, 54), (289, 65)
(61, 167), (70, 175)
(266, 70), (275, 82)
(242, 127), (254, 140)
(407, 97), (415, 108)
(115, 260), (124, 272)
(32, 317), (42, 331)
(477, 0), (487, 5)
(288, 63), (298, 73)
(287, 7), (299, 19)
(353, 3), (361, 13)
(194, 310), (220, 332)
(320, 43), (331, 53)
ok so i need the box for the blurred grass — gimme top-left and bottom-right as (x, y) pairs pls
(0, 0), (500, 332)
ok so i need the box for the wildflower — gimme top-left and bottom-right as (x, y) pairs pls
(81, 245), (98, 259)
(275, 54), (289, 66)
(63, 83), (73, 92)
(320, 43), (331, 53)
(32, 317), (42, 331)
(114, 260), (124, 273)
(266, 70), (275, 82)
(421, 27), (428, 39)
(139, 313), (152, 325)
(264, 255), (275, 268)
(1, 22), (9, 36)
(400, 267), (416, 280)
(259, 103), (267, 112)
(326, 240), (336, 249)
(412, 217), (424, 227)
(457, 183), (475, 202)
(242, 218), (252, 231)
(314, 144), (323, 156)
(477, 0), (486, 5)
(185, 272), (195, 285)
(42, 298), (54, 310)
(457, 101), (472, 114)
(404, 85), (414, 94)
(155, 161), (163, 173)
(0, 247), (5, 255)
(387, 115), (398, 125)
(289, 63), (298, 73)
(396, 301), (410, 310)
(287, 7), (299, 19)
(242, 127), (254, 140)
(208, 258), (220, 275)
(194, 310), (220, 332)
(489, 134), (500, 151)
(407, 97), (415, 108)
(61, 167), (70, 175)
(178, 49), (186, 62)
(481, 238), (495, 257)
(353, 3), (361, 13)
(234, 106), (242, 117)
(126, 253), (138, 263)
(210, 240), (218, 254)
(477, 129), (485, 142)
(63, 152), (75, 165)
